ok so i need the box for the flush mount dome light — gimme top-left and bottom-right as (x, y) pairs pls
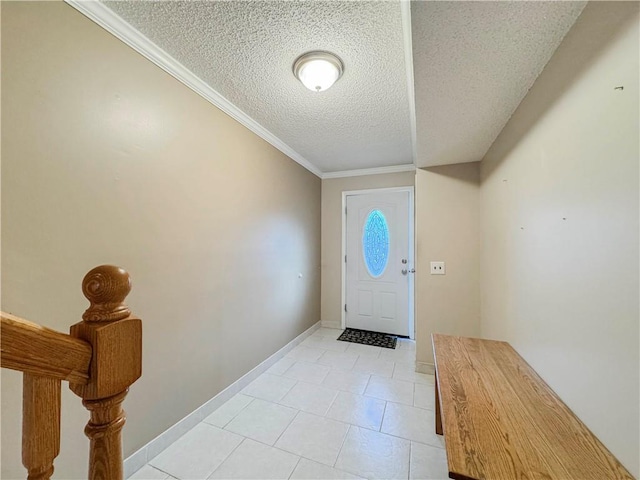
(293, 51), (344, 92)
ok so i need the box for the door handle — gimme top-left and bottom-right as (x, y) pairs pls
(401, 269), (408, 275)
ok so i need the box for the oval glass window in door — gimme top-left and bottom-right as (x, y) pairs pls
(362, 209), (389, 278)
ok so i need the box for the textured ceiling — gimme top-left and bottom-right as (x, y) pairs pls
(102, 0), (413, 174)
(411, 1), (586, 168)
(91, 0), (587, 174)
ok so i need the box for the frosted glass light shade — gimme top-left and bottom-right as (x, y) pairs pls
(293, 51), (344, 92)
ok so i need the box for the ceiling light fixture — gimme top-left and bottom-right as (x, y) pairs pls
(293, 51), (344, 93)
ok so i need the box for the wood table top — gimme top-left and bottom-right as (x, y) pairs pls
(432, 334), (634, 480)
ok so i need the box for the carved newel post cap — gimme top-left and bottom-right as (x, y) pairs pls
(82, 265), (132, 322)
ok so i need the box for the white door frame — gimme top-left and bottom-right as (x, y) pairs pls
(341, 186), (415, 339)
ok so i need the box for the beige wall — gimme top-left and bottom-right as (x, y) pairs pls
(321, 172), (415, 327)
(415, 165), (481, 370)
(480, 2), (639, 476)
(1, 2), (320, 478)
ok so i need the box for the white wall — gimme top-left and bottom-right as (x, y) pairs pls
(321, 172), (415, 328)
(415, 164), (481, 371)
(480, 2), (639, 476)
(1, 3), (320, 478)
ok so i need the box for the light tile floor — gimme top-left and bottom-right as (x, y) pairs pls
(128, 328), (448, 480)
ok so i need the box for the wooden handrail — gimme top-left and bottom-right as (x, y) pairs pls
(1, 313), (92, 384)
(1, 265), (142, 480)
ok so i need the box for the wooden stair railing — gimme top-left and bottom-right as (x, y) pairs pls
(1, 265), (142, 480)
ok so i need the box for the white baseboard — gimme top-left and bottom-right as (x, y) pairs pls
(320, 320), (342, 329)
(416, 361), (435, 375)
(124, 321), (321, 478)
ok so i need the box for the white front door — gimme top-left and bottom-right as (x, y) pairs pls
(345, 190), (412, 337)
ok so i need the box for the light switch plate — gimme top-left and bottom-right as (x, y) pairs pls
(430, 261), (445, 275)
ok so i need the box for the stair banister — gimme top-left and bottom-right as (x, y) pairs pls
(0, 265), (142, 480)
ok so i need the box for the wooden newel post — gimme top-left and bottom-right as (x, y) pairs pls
(69, 266), (142, 480)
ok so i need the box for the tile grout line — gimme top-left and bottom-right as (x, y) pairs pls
(411, 379), (416, 409)
(287, 456), (303, 480)
(362, 372), (373, 395)
(279, 376), (299, 399)
(272, 408), (302, 447)
(323, 385), (340, 417)
(332, 424), (353, 469)
(279, 359), (299, 377)
(408, 441), (413, 480)
(379, 400), (389, 432)
(242, 409), (444, 479)
(141, 464), (174, 479)
(202, 396), (255, 430)
(205, 436), (248, 480)
(217, 409), (409, 475)
(376, 425), (446, 451)
(262, 409), (356, 471)
(219, 410), (358, 474)
(392, 359), (400, 378)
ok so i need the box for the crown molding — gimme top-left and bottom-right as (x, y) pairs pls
(400, 0), (418, 166)
(322, 164), (416, 180)
(64, 0), (323, 178)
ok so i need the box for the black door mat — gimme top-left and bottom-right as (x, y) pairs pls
(337, 328), (397, 349)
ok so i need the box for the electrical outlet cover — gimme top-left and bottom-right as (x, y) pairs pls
(430, 261), (445, 275)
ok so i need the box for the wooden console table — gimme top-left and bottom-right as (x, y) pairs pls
(432, 334), (634, 480)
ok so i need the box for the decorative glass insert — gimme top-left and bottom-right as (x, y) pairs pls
(362, 209), (389, 278)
